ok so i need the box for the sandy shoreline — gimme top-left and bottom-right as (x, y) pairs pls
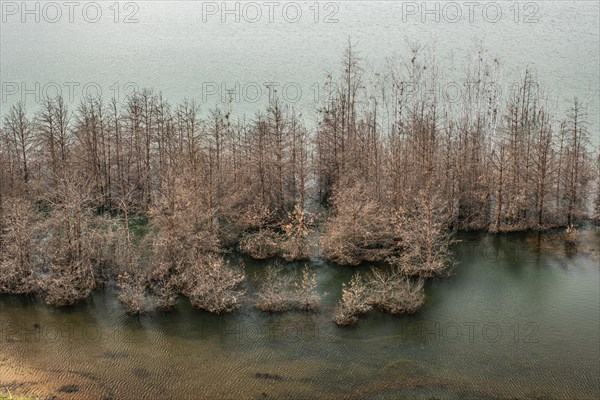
(0, 355), (50, 399)
(0, 353), (106, 400)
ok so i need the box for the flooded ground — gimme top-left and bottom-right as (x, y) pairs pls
(1, 230), (599, 399)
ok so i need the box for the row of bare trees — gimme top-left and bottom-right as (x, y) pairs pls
(316, 44), (598, 268)
(0, 87), (314, 309)
(1, 44), (598, 317)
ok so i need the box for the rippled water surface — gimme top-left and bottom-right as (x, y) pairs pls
(1, 230), (599, 399)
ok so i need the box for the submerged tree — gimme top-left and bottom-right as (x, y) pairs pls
(333, 273), (372, 326)
(281, 205), (313, 262)
(114, 194), (155, 315)
(254, 263), (295, 313)
(117, 271), (151, 315)
(0, 42), (597, 315)
(389, 188), (455, 278)
(42, 174), (110, 307)
(239, 228), (281, 260)
(294, 265), (321, 311)
(333, 268), (426, 326)
(254, 263), (321, 312)
(321, 178), (394, 266)
(181, 255), (246, 313)
(368, 268), (424, 314)
(0, 197), (40, 294)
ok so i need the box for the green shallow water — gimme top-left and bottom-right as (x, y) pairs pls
(1, 230), (599, 399)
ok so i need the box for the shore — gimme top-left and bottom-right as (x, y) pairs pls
(0, 353), (106, 400)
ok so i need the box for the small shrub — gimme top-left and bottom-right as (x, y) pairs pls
(333, 273), (372, 326)
(44, 263), (96, 307)
(281, 205), (313, 262)
(368, 268), (425, 314)
(240, 229), (280, 259)
(333, 268), (426, 326)
(294, 265), (321, 311)
(254, 263), (295, 312)
(255, 263), (322, 313)
(117, 272), (153, 315)
(565, 224), (580, 245)
(182, 255), (246, 314)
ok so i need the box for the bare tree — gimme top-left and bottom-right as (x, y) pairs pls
(281, 205), (313, 262)
(389, 188), (455, 278)
(35, 96), (71, 186)
(181, 255), (246, 313)
(321, 178), (394, 266)
(114, 192), (155, 314)
(42, 173), (110, 307)
(3, 102), (33, 186)
(254, 263), (295, 313)
(333, 273), (372, 326)
(563, 99), (593, 225)
(294, 265), (321, 311)
(0, 197), (40, 294)
(368, 268), (424, 314)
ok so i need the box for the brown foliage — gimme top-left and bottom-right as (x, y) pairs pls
(389, 188), (456, 278)
(564, 224), (580, 246)
(41, 175), (110, 307)
(44, 263), (96, 307)
(254, 263), (321, 313)
(321, 180), (394, 266)
(254, 263), (295, 312)
(117, 272), (151, 315)
(239, 229), (281, 260)
(333, 268), (425, 326)
(239, 205), (313, 261)
(181, 255), (246, 313)
(281, 205), (313, 262)
(113, 197), (156, 315)
(368, 268), (425, 314)
(0, 197), (40, 294)
(294, 266), (321, 311)
(333, 273), (372, 326)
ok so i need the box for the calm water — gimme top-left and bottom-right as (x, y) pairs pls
(1, 1), (599, 137)
(0, 230), (599, 399)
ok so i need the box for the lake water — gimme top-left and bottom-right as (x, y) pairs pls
(1, 230), (599, 399)
(1, 1), (599, 138)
